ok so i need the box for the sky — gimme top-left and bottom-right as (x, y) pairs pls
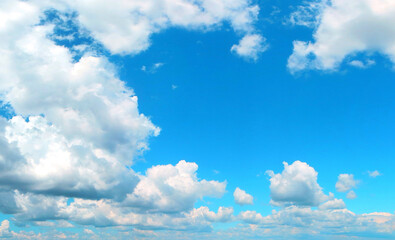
(0, 0), (394, 239)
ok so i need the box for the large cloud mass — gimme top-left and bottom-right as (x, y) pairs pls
(266, 161), (329, 206)
(288, 0), (395, 72)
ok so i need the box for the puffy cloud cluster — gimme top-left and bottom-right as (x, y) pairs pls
(231, 34), (268, 61)
(124, 160), (226, 213)
(0, 220), (12, 238)
(0, 0), (228, 231)
(318, 198), (346, 210)
(336, 174), (358, 192)
(288, 0), (395, 72)
(233, 187), (253, 206)
(266, 161), (329, 206)
(69, 0), (263, 57)
(2, 160), (225, 228)
(0, 0), (160, 199)
(9, 0), (263, 59)
(238, 207), (395, 238)
(336, 174), (358, 199)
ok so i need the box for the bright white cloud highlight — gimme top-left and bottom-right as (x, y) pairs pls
(288, 0), (395, 72)
(336, 174), (358, 192)
(69, 0), (262, 56)
(124, 160), (226, 213)
(231, 34), (267, 60)
(266, 161), (329, 206)
(233, 187), (253, 206)
(368, 170), (381, 178)
(238, 207), (395, 238)
(319, 198), (346, 210)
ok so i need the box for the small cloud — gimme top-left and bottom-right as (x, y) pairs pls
(171, 84), (178, 90)
(346, 190), (357, 199)
(231, 34), (268, 61)
(319, 198), (346, 210)
(368, 170), (381, 178)
(84, 229), (94, 234)
(348, 59), (375, 68)
(233, 187), (253, 206)
(213, 170), (220, 174)
(141, 62), (164, 73)
(336, 174), (358, 192)
(266, 161), (329, 207)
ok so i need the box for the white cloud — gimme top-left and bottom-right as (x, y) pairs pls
(238, 207), (395, 238)
(0, 220), (12, 238)
(289, 0), (327, 28)
(0, 0), (233, 210)
(189, 206), (234, 223)
(231, 34), (268, 60)
(348, 59), (375, 68)
(368, 170), (381, 178)
(336, 174), (358, 192)
(123, 160), (226, 213)
(84, 229), (94, 234)
(266, 161), (329, 206)
(233, 187), (253, 206)
(67, 0), (262, 56)
(141, 62), (164, 73)
(346, 190), (357, 199)
(319, 198), (346, 210)
(288, 0), (395, 72)
(0, 3), (158, 198)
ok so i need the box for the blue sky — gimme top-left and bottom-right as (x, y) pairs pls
(0, 0), (393, 239)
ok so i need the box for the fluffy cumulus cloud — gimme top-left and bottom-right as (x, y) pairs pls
(336, 174), (358, 192)
(346, 190), (357, 199)
(0, 0), (230, 232)
(1, 161), (225, 229)
(238, 207), (395, 239)
(123, 161), (226, 213)
(266, 161), (329, 206)
(288, 0), (395, 72)
(231, 34), (268, 60)
(0, 1), (393, 239)
(318, 198), (346, 210)
(0, 0), (161, 199)
(0, 220), (12, 238)
(233, 187), (253, 206)
(69, 0), (262, 57)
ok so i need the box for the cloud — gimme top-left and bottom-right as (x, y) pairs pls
(231, 34), (268, 60)
(0, 220), (12, 238)
(123, 160), (226, 213)
(368, 170), (381, 178)
(288, 0), (395, 72)
(0, 0), (230, 215)
(6, 161), (226, 228)
(233, 187), (253, 206)
(348, 59), (375, 68)
(346, 190), (357, 199)
(319, 199), (346, 210)
(336, 174), (358, 192)
(0, 0), (166, 201)
(141, 62), (164, 73)
(266, 161), (329, 207)
(189, 206), (234, 223)
(67, 0), (262, 56)
(238, 207), (395, 238)
(288, 0), (327, 28)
